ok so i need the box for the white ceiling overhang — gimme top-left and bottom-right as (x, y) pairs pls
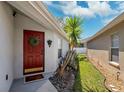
(7, 1), (68, 41)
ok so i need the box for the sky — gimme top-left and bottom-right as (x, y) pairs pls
(43, 1), (124, 39)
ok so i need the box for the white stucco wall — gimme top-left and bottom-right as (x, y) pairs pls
(62, 38), (69, 57)
(14, 13), (69, 79)
(53, 33), (69, 65)
(0, 2), (14, 91)
(0, 2), (69, 91)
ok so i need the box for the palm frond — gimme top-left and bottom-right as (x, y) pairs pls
(64, 16), (83, 49)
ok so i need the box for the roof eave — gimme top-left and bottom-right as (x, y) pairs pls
(87, 12), (124, 42)
(7, 1), (69, 41)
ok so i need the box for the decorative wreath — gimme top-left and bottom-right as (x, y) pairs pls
(29, 37), (40, 46)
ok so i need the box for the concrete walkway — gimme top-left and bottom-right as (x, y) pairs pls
(9, 72), (57, 92)
(36, 80), (57, 92)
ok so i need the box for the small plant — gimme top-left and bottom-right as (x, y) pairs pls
(77, 54), (88, 61)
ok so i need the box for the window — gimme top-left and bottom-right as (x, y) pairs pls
(58, 49), (62, 58)
(58, 39), (62, 58)
(110, 33), (119, 62)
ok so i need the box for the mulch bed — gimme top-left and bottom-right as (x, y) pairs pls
(49, 68), (76, 92)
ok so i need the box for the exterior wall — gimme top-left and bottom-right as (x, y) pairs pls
(83, 42), (87, 48)
(0, 1), (68, 91)
(87, 21), (124, 80)
(0, 2), (14, 91)
(14, 13), (69, 79)
(62, 38), (69, 57)
(53, 32), (69, 65)
(119, 22), (124, 79)
(54, 33), (69, 58)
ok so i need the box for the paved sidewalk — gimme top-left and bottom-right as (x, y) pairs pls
(9, 72), (57, 92)
(36, 80), (57, 92)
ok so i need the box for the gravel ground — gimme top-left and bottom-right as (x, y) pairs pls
(49, 69), (76, 92)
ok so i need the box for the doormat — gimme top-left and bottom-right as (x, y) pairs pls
(25, 74), (44, 83)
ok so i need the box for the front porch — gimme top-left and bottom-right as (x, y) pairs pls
(9, 72), (57, 92)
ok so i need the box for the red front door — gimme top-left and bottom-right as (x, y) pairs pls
(23, 30), (44, 75)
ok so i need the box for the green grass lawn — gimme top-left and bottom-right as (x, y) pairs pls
(73, 54), (109, 92)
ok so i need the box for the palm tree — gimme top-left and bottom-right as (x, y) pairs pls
(64, 16), (83, 50)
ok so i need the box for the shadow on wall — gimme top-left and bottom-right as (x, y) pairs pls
(87, 49), (109, 64)
(87, 44), (109, 51)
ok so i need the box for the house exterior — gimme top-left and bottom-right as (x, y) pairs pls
(0, 1), (69, 91)
(86, 12), (124, 81)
